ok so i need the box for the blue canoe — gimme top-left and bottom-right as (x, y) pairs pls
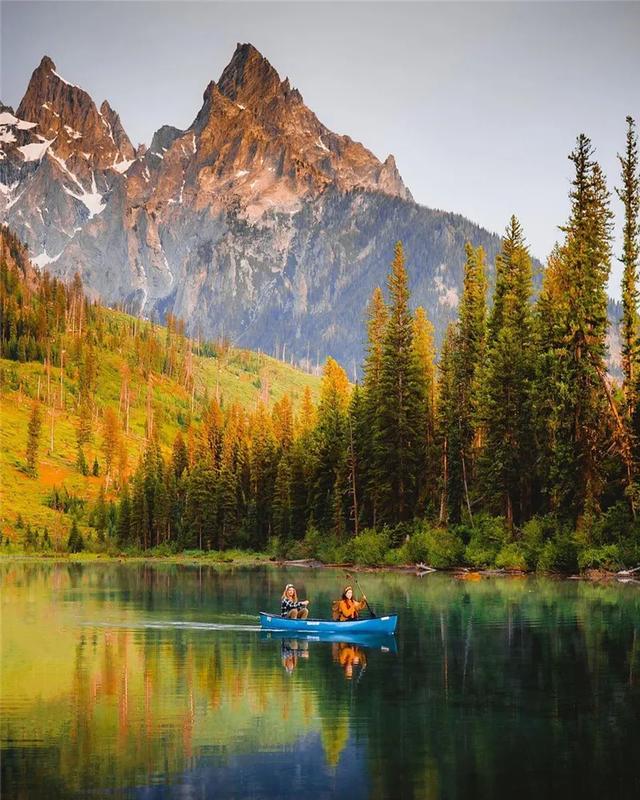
(259, 611), (397, 635)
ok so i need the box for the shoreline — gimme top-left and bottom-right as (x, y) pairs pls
(1, 552), (638, 584)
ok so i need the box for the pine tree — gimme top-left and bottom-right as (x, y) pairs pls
(272, 453), (293, 541)
(129, 467), (145, 547)
(616, 117), (640, 426)
(272, 394), (294, 451)
(436, 324), (457, 524)
(536, 135), (613, 522)
(479, 217), (535, 527)
(289, 439), (311, 539)
(93, 484), (108, 542)
(184, 462), (217, 550)
(101, 406), (120, 488)
(446, 243), (487, 523)
(26, 401), (42, 477)
(76, 397), (93, 447)
(296, 386), (317, 438)
(76, 445), (89, 476)
(375, 242), (427, 524)
(362, 286), (388, 526)
(346, 384), (368, 535)
(117, 483), (132, 546)
(311, 358), (350, 531)
(249, 403), (278, 548)
(171, 431), (189, 479)
(412, 306), (438, 513)
(67, 518), (85, 553)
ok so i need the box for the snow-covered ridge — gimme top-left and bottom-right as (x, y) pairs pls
(51, 67), (78, 89)
(0, 111), (37, 130)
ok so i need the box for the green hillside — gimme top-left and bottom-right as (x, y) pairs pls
(0, 227), (320, 549)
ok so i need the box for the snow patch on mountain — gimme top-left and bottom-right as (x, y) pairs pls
(62, 172), (105, 218)
(18, 137), (54, 162)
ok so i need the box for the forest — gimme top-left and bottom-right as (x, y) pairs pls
(1, 120), (639, 573)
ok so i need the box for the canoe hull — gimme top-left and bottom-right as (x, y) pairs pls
(259, 612), (397, 635)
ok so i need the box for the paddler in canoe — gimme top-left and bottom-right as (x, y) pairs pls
(281, 583), (310, 619)
(333, 585), (367, 622)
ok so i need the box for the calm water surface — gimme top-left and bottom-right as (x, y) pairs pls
(1, 561), (639, 799)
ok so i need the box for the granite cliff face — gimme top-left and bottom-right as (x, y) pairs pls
(1, 44), (504, 367)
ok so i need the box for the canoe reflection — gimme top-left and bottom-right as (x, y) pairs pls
(260, 630), (397, 677)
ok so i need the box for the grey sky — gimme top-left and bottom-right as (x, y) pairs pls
(2, 1), (639, 297)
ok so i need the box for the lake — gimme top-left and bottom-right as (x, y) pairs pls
(1, 561), (639, 799)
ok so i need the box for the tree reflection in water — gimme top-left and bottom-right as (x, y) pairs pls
(1, 562), (639, 799)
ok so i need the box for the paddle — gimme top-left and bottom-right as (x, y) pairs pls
(345, 571), (377, 618)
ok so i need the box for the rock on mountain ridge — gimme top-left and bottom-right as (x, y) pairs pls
(2, 43), (505, 367)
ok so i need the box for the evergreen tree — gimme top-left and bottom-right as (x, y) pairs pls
(67, 518), (85, 553)
(76, 445), (89, 476)
(171, 431), (189, 479)
(249, 403), (278, 548)
(129, 467), (145, 547)
(362, 286), (388, 526)
(297, 386), (317, 437)
(183, 463), (217, 550)
(289, 439), (311, 539)
(26, 401), (42, 477)
(436, 325), (457, 524)
(93, 484), (108, 541)
(117, 483), (132, 546)
(444, 243), (487, 522)
(217, 416), (242, 550)
(616, 117), (640, 427)
(375, 242), (427, 524)
(101, 406), (120, 487)
(272, 453), (293, 542)
(311, 358), (350, 532)
(412, 306), (438, 513)
(479, 217), (536, 527)
(346, 384), (367, 535)
(536, 135), (613, 522)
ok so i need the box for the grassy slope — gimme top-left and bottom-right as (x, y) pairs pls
(0, 307), (320, 547)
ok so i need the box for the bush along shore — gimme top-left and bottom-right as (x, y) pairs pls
(4, 514), (640, 580)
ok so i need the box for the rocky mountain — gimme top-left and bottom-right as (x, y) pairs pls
(1, 44), (524, 368)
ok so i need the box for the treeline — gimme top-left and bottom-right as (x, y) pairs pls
(6, 120), (640, 571)
(113, 123), (640, 570)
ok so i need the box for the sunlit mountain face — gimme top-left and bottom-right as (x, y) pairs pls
(0, 44), (507, 368)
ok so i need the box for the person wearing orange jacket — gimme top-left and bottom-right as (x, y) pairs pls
(336, 585), (367, 621)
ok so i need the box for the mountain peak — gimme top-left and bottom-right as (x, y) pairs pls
(38, 55), (56, 73)
(16, 54), (134, 171)
(217, 42), (284, 104)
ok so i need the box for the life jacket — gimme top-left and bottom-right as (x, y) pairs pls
(336, 598), (361, 621)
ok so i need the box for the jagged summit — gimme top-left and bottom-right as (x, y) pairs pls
(14, 54), (133, 171)
(38, 55), (56, 73)
(3, 42), (482, 370)
(217, 43), (288, 104)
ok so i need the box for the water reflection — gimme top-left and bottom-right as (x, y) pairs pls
(280, 639), (310, 673)
(1, 561), (639, 799)
(332, 642), (367, 681)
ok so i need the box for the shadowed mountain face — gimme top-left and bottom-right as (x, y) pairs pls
(3, 43), (511, 367)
